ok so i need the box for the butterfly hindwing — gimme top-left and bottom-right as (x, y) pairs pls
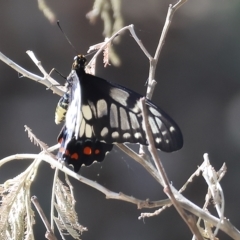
(66, 138), (113, 172)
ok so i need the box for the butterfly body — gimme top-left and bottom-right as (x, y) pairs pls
(55, 92), (69, 124)
(56, 55), (183, 172)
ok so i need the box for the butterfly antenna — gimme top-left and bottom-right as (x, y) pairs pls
(57, 20), (78, 55)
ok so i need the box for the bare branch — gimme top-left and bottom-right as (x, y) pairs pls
(0, 51), (64, 96)
(86, 24), (153, 70)
(139, 0), (188, 161)
(201, 154), (225, 237)
(26, 51), (65, 95)
(31, 196), (57, 240)
(140, 97), (203, 240)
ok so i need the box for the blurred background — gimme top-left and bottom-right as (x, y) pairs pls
(0, 0), (240, 239)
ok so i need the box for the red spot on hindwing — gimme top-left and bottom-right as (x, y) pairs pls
(71, 153), (79, 160)
(83, 146), (92, 155)
(95, 149), (100, 154)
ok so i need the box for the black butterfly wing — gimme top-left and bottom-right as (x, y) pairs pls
(57, 71), (113, 172)
(77, 72), (183, 152)
(58, 126), (113, 172)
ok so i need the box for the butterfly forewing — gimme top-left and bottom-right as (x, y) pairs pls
(77, 72), (183, 152)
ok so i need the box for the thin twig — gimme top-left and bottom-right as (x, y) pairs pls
(201, 154), (225, 237)
(139, 0), (188, 158)
(26, 51), (65, 95)
(31, 196), (58, 240)
(0, 51), (64, 96)
(154, 0), (188, 62)
(86, 24), (152, 69)
(140, 97), (203, 240)
(148, 0), (188, 100)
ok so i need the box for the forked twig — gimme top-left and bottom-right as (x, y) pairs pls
(0, 51), (64, 96)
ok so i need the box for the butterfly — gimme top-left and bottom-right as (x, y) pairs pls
(56, 55), (183, 172)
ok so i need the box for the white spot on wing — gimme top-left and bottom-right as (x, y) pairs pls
(112, 132), (119, 138)
(134, 132), (142, 139)
(120, 107), (130, 130)
(101, 127), (109, 137)
(79, 119), (85, 137)
(97, 99), (108, 118)
(148, 117), (158, 134)
(162, 130), (167, 136)
(129, 112), (140, 129)
(110, 104), (119, 128)
(123, 133), (131, 139)
(155, 117), (162, 129)
(88, 100), (97, 118)
(149, 107), (161, 117)
(170, 126), (175, 132)
(156, 137), (162, 143)
(85, 124), (92, 138)
(82, 105), (92, 120)
(110, 88), (129, 107)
